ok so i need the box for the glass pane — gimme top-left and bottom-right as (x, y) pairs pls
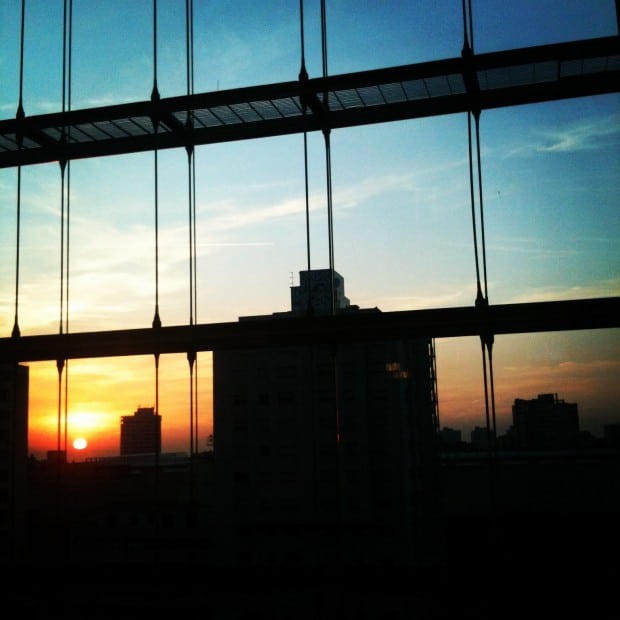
(480, 95), (620, 304)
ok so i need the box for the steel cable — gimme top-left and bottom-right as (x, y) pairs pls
(12, 0), (26, 339)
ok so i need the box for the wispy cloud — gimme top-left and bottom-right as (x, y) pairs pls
(505, 113), (620, 158)
(536, 115), (620, 153)
(200, 195), (305, 233)
(487, 236), (578, 259)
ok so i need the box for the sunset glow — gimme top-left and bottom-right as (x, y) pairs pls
(25, 355), (213, 459)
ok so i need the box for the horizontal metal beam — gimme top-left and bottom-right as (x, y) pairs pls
(1, 35), (617, 168)
(1, 297), (618, 363)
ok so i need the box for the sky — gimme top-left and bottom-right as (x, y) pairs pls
(0, 0), (619, 461)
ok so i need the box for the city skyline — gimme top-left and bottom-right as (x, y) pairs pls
(23, 276), (619, 462)
(1, 1), (619, 460)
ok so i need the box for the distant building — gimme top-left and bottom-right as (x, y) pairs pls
(0, 363), (29, 563)
(120, 406), (161, 456)
(46, 450), (67, 464)
(213, 269), (441, 568)
(603, 424), (620, 448)
(470, 426), (491, 450)
(440, 427), (462, 447)
(512, 393), (579, 450)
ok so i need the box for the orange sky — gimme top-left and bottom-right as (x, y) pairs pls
(27, 353), (213, 461)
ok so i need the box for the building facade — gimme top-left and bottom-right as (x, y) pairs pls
(120, 406), (161, 456)
(213, 270), (441, 568)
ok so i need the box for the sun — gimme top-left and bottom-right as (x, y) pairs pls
(73, 437), (88, 450)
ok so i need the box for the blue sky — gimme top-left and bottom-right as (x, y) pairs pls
(0, 1), (618, 455)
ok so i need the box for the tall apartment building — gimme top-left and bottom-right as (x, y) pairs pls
(212, 269), (441, 568)
(0, 363), (28, 564)
(120, 406), (161, 456)
(512, 393), (580, 450)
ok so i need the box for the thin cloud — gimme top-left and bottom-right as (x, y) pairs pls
(505, 113), (620, 158)
(536, 115), (620, 153)
(202, 196), (306, 233)
(487, 237), (578, 259)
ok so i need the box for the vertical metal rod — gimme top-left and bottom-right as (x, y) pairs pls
(59, 161), (66, 336)
(467, 112), (483, 303)
(155, 353), (160, 462)
(487, 341), (498, 455)
(153, 147), (161, 328)
(65, 0), (72, 338)
(188, 351), (196, 500)
(474, 111), (489, 302)
(324, 133), (335, 316)
(64, 0), (73, 459)
(185, 0), (195, 327)
(56, 0), (68, 459)
(194, 357), (199, 453)
(152, 0), (162, 329)
(320, 0), (335, 315)
(299, 0), (313, 314)
(56, 359), (64, 454)
(12, 168), (21, 339)
(189, 1), (199, 456)
(303, 132), (312, 306)
(480, 340), (492, 452)
(12, 0), (26, 338)
(186, 146), (194, 326)
(185, 0), (197, 506)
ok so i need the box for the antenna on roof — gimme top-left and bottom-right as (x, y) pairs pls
(289, 271), (294, 287)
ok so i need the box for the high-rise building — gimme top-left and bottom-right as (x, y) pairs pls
(213, 269), (441, 568)
(0, 363), (28, 564)
(512, 393), (579, 450)
(120, 406), (161, 456)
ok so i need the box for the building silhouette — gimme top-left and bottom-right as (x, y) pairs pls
(470, 425), (490, 450)
(512, 393), (579, 450)
(604, 423), (620, 447)
(0, 364), (28, 565)
(213, 269), (440, 567)
(120, 406), (161, 456)
(439, 427), (462, 447)
(290, 268), (350, 314)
